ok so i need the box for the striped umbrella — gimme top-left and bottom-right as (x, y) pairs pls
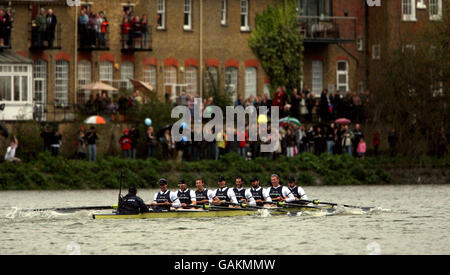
(279, 117), (301, 126)
(84, 116), (107, 124)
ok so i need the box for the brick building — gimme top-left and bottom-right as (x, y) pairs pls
(3, 0), (442, 122)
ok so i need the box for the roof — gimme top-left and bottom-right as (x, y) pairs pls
(0, 50), (33, 64)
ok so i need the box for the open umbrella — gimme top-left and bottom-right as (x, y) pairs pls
(279, 117), (301, 127)
(335, 118), (351, 124)
(84, 115), (107, 124)
(80, 82), (118, 92)
(129, 79), (153, 93)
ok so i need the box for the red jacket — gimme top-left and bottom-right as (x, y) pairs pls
(119, 135), (132, 150)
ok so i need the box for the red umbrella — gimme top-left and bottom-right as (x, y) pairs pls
(335, 118), (351, 124)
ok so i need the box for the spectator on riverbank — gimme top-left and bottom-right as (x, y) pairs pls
(4, 136), (20, 163)
(50, 129), (62, 157)
(76, 126), (87, 159)
(388, 128), (399, 157)
(146, 126), (157, 158)
(373, 130), (381, 156)
(130, 127), (139, 159)
(86, 127), (98, 161)
(40, 125), (53, 152)
(357, 138), (366, 159)
(119, 129), (132, 159)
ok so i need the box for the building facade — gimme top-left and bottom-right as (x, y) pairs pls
(0, 0), (411, 121)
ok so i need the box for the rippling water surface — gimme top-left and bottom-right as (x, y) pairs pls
(1, 185), (449, 255)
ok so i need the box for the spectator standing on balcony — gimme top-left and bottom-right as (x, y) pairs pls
(130, 127), (139, 159)
(36, 8), (46, 48)
(141, 15), (149, 48)
(78, 9), (88, 48)
(45, 9), (57, 48)
(119, 129), (132, 159)
(87, 12), (97, 48)
(86, 127), (98, 162)
(122, 17), (131, 49)
(98, 12), (108, 48)
(0, 9), (5, 46)
(131, 15), (142, 49)
(1, 9), (12, 47)
(94, 13), (102, 48)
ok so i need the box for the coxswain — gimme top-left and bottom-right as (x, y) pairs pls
(249, 176), (272, 206)
(194, 178), (215, 205)
(287, 176), (308, 203)
(117, 186), (149, 214)
(268, 174), (295, 203)
(177, 179), (197, 209)
(150, 178), (181, 211)
(212, 176), (238, 207)
(233, 176), (256, 206)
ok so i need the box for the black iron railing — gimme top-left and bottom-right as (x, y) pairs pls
(29, 22), (62, 50)
(120, 24), (152, 53)
(298, 16), (356, 43)
(77, 24), (110, 51)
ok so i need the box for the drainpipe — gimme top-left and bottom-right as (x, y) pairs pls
(74, 4), (78, 107)
(199, 0), (203, 99)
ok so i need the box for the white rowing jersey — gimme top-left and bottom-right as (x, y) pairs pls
(250, 186), (272, 203)
(195, 189), (215, 204)
(233, 187), (257, 206)
(266, 185), (296, 203)
(177, 189), (197, 205)
(152, 190), (181, 208)
(289, 186), (308, 200)
(213, 187), (238, 204)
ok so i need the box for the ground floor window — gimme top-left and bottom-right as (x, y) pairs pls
(312, 60), (323, 95)
(337, 61), (349, 94)
(245, 67), (257, 99)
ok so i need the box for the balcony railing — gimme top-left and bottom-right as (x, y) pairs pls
(28, 22), (62, 50)
(120, 24), (152, 53)
(298, 16), (356, 43)
(78, 27), (110, 51)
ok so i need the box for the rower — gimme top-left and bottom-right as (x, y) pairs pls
(118, 186), (149, 214)
(287, 176), (308, 203)
(177, 179), (197, 209)
(233, 176), (257, 206)
(249, 176), (272, 206)
(194, 178), (215, 205)
(150, 178), (181, 211)
(212, 176), (238, 207)
(268, 174), (295, 203)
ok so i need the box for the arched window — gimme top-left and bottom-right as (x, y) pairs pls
(164, 66), (178, 100)
(78, 61), (91, 104)
(55, 60), (69, 105)
(143, 65), (157, 93)
(312, 60), (323, 95)
(184, 66), (198, 95)
(245, 66), (257, 99)
(225, 66), (238, 101)
(99, 61), (113, 85)
(120, 62), (134, 90)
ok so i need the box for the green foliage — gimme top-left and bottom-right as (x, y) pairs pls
(248, 0), (304, 92)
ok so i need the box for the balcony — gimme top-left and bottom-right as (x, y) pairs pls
(28, 22), (62, 51)
(78, 28), (110, 51)
(298, 16), (356, 44)
(120, 24), (152, 53)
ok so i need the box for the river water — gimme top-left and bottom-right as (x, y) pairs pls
(0, 185), (448, 255)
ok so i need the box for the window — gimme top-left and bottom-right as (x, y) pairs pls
(311, 60), (323, 95)
(55, 60), (69, 105)
(297, 0), (332, 17)
(120, 62), (134, 90)
(164, 66), (178, 100)
(204, 66), (218, 96)
(429, 0), (442, 21)
(99, 61), (113, 85)
(336, 61), (349, 94)
(33, 60), (47, 104)
(372, 44), (381, 60)
(221, 0), (227, 25)
(157, 0), (166, 29)
(245, 67), (257, 99)
(184, 66), (198, 95)
(78, 61), (91, 104)
(402, 44), (416, 52)
(143, 65), (157, 93)
(402, 0), (416, 21)
(225, 67), (238, 101)
(357, 37), (364, 52)
(184, 0), (192, 30)
(417, 0), (426, 9)
(263, 83), (271, 99)
(240, 0), (249, 31)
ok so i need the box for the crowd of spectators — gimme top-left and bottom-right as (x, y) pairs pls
(121, 10), (149, 49)
(0, 8), (13, 47)
(78, 8), (109, 49)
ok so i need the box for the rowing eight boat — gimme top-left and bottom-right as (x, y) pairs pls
(92, 205), (335, 220)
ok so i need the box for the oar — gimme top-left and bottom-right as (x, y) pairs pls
(25, 205), (117, 213)
(296, 199), (375, 211)
(262, 201), (329, 210)
(220, 201), (274, 210)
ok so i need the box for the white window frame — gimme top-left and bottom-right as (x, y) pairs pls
(402, 0), (416, 22)
(78, 61), (91, 104)
(417, 0), (426, 9)
(204, 66), (218, 96)
(99, 61), (113, 85)
(184, 66), (198, 95)
(143, 65), (157, 93)
(245, 67), (257, 99)
(33, 60), (47, 106)
(402, 44), (416, 52)
(221, 0), (227, 26)
(120, 62), (134, 90)
(336, 61), (349, 94)
(372, 44), (381, 60)
(157, 0), (166, 30)
(55, 60), (69, 106)
(164, 66), (178, 100)
(240, 0), (250, 32)
(357, 37), (364, 52)
(429, 0), (442, 21)
(225, 66), (238, 101)
(184, 0), (192, 30)
(311, 60), (323, 95)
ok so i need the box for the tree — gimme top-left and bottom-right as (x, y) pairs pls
(248, 0), (304, 94)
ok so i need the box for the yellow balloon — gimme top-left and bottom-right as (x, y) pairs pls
(257, 114), (268, 124)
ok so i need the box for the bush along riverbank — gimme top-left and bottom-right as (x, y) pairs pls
(0, 153), (448, 190)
